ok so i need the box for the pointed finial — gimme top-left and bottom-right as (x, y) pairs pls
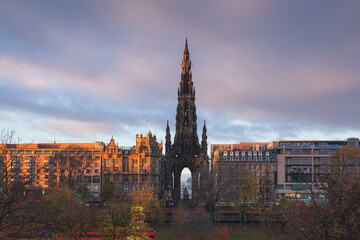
(184, 38), (189, 55)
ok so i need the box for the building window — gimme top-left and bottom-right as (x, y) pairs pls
(114, 167), (119, 172)
(123, 185), (129, 191)
(85, 176), (91, 183)
(94, 185), (99, 190)
(93, 176), (100, 183)
(113, 175), (120, 182)
(94, 169), (99, 173)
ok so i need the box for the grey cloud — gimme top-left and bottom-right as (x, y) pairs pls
(0, 0), (359, 144)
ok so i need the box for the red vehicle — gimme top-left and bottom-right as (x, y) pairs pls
(146, 231), (157, 240)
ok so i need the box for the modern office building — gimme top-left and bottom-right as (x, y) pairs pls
(273, 138), (359, 201)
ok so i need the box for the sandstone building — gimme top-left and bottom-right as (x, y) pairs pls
(0, 133), (162, 199)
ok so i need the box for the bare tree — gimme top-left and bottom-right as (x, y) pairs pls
(49, 146), (94, 191)
(277, 146), (360, 240)
(195, 163), (239, 212)
(0, 130), (38, 238)
(259, 168), (274, 208)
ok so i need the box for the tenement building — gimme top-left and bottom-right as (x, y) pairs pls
(103, 132), (162, 197)
(0, 133), (162, 200)
(211, 142), (275, 206)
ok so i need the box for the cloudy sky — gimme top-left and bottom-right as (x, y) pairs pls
(1, 0), (360, 148)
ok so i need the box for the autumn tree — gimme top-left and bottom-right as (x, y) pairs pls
(45, 188), (94, 240)
(278, 146), (360, 240)
(97, 202), (132, 240)
(240, 174), (259, 204)
(129, 188), (164, 229)
(100, 180), (115, 201)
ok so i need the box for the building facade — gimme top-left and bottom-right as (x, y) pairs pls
(273, 138), (359, 201)
(102, 132), (162, 197)
(211, 138), (360, 204)
(0, 133), (163, 199)
(0, 142), (103, 198)
(211, 142), (275, 206)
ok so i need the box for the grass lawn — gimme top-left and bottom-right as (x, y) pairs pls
(229, 225), (272, 240)
(156, 225), (272, 240)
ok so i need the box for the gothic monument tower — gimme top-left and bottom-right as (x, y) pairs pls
(162, 39), (209, 202)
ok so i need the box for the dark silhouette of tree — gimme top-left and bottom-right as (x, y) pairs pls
(49, 146), (94, 191)
(0, 130), (42, 239)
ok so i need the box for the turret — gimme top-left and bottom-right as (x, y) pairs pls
(165, 120), (171, 154)
(201, 120), (207, 155)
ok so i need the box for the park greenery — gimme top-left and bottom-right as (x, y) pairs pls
(0, 130), (359, 239)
